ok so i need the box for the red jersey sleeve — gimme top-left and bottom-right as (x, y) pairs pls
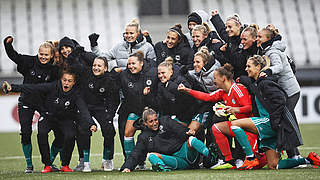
(188, 89), (223, 102)
(235, 84), (252, 114)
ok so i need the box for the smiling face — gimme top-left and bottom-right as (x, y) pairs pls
(61, 73), (76, 92)
(193, 55), (205, 73)
(226, 20), (241, 37)
(192, 30), (207, 47)
(241, 31), (255, 50)
(256, 30), (270, 47)
(38, 47), (53, 64)
(158, 66), (173, 83)
(165, 31), (180, 49)
(127, 56), (143, 74)
(124, 26), (139, 43)
(144, 114), (159, 131)
(245, 59), (260, 80)
(60, 46), (73, 59)
(92, 58), (107, 76)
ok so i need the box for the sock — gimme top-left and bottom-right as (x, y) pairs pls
(189, 136), (209, 157)
(50, 145), (62, 163)
(83, 149), (90, 162)
(148, 153), (165, 166)
(231, 126), (254, 158)
(124, 136), (135, 159)
(212, 125), (232, 161)
(277, 158), (306, 169)
(22, 143), (33, 167)
(103, 147), (111, 160)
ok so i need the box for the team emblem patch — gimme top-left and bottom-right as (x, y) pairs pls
(128, 82), (134, 88)
(99, 88), (105, 92)
(146, 79), (152, 86)
(54, 98), (59, 104)
(148, 137), (153, 142)
(161, 51), (166, 58)
(65, 101), (70, 106)
(88, 83), (94, 89)
(232, 99), (236, 104)
(175, 55), (180, 61)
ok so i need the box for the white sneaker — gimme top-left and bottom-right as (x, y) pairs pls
(103, 159), (113, 171)
(136, 162), (147, 170)
(235, 159), (244, 168)
(82, 162), (91, 172)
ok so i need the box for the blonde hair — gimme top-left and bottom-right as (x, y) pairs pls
(248, 55), (270, 72)
(126, 18), (141, 32)
(192, 23), (210, 36)
(39, 41), (55, 56)
(226, 13), (242, 25)
(142, 107), (157, 123)
(242, 24), (259, 38)
(194, 46), (211, 64)
(158, 56), (173, 71)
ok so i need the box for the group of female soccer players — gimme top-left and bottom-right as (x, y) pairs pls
(2, 9), (320, 173)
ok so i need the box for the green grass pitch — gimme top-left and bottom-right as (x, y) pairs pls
(0, 124), (320, 180)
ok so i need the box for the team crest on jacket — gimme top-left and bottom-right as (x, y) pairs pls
(88, 83), (94, 89)
(99, 88), (105, 93)
(65, 101), (70, 106)
(30, 70), (35, 76)
(148, 137), (153, 142)
(175, 55), (180, 61)
(146, 79), (152, 86)
(161, 51), (166, 58)
(128, 82), (134, 88)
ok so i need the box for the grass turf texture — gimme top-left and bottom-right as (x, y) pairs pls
(0, 124), (320, 180)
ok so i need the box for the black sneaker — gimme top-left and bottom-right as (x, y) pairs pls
(25, 166), (33, 173)
(203, 143), (223, 168)
(50, 164), (60, 172)
(151, 164), (173, 172)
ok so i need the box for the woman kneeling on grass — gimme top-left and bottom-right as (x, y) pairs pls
(120, 107), (218, 172)
(228, 55), (320, 170)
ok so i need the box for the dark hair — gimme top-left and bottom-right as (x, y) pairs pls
(168, 24), (183, 40)
(60, 69), (78, 81)
(216, 63), (234, 80)
(142, 107), (157, 123)
(95, 56), (108, 68)
(129, 50), (144, 62)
